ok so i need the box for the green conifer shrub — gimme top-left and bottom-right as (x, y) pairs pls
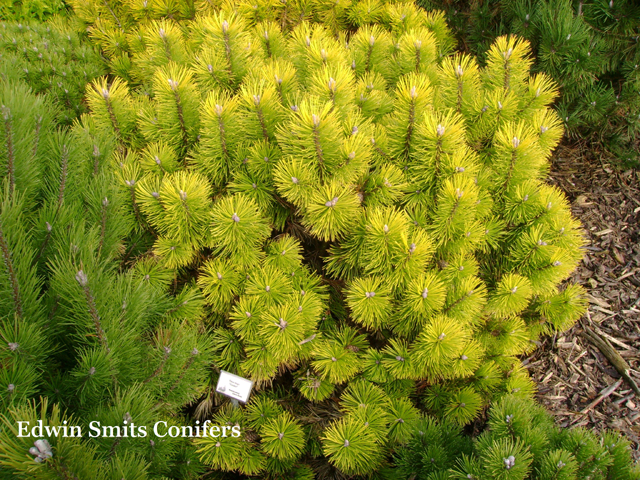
(0, 77), (210, 478)
(417, 0), (640, 165)
(0, 1), (617, 478)
(394, 394), (640, 480)
(0, 19), (106, 123)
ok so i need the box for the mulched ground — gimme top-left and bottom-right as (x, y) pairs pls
(525, 141), (640, 461)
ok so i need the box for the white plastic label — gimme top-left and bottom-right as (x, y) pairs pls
(216, 370), (253, 403)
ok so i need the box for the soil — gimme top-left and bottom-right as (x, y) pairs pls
(526, 141), (640, 461)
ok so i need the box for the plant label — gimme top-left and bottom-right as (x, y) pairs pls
(216, 370), (253, 403)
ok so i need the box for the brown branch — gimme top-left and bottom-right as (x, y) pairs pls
(0, 221), (23, 319)
(144, 346), (172, 384)
(57, 145), (69, 209)
(76, 270), (109, 350)
(2, 105), (16, 199)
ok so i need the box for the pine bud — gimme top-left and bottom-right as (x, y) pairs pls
(512, 137), (520, 148)
(290, 105), (299, 112)
(437, 333), (446, 340)
(155, 155), (162, 165)
(291, 176), (299, 184)
(525, 13), (530, 21)
(75, 270), (88, 287)
(151, 192), (160, 198)
(510, 286), (518, 294)
(46, 222), (52, 232)
(164, 346), (172, 355)
(221, 20), (229, 33)
(351, 60), (356, 70)
(456, 65), (464, 77)
(168, 78), (179, 91)
(409, 243), (416, 254)
(328, 77), (337, 92)
(216, 272), (223, 280)
(365, 291), (375, 298)
(414, 39), (422, 49)
(35, 439), (52, 457)
(540, 125), (548, 134)
(383, 224), (389, 233)
(312, 114), (320, 127)
(421, 288), (428, 299)
(325, 197), (339, 207)
(504, 455), (516, 469)
(497, 101), (503, 110)
(253, 95), (261, 106)
(265, 285), (271, 292)
(320, 49), (327, 61)
(8, 384), (15, 392)
(409, 86), (417, 99)
(461, 355), (468, 360)
(192, 348), (199, 355)
(232, 213), (240, 222)
(179, 190), (187, 201)
(436, 124), (445, 137)
(503, 48), (512, 60)
(344, 439), (350, 447)
(351, 125), (358, 135)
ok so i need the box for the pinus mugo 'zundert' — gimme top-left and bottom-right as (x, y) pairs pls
(0, 2), (598, 478)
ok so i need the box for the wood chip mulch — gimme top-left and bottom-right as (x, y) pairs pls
(524, 142), (640, 461)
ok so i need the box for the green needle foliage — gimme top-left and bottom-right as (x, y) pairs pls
(0, 19), (106, 123)
(0, 0), (630, 478)
(0, 0), (66, 21)
(395, 394), (640, 480)
(0, 70), (211, 478)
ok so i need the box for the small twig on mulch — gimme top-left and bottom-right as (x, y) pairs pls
(581, 325), (640, 396)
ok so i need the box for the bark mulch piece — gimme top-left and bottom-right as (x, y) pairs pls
(525, 142), (640, 461)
